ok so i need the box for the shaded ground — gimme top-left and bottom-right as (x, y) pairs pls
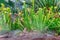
(0, 30), (60, 40)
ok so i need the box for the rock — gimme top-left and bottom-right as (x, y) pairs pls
(0, 34), (9, 38)
(0, 29), (21, 38)
(0, 30), (9, 35)
(8, 30), (22, 37)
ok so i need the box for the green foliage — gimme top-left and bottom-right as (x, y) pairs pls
(0, 0), (5, 4)
(0, 0), (60, 35)
(0, 4), (23, 31)
(34, 0), (60, 12)
(22, 6), (59, 32)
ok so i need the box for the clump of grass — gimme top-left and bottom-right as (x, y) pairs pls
(0, 1), (60, 35)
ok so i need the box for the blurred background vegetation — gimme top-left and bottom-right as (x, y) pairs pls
(0, 0), (60, 13)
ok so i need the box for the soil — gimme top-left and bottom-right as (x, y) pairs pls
(0, 31), (60, 40)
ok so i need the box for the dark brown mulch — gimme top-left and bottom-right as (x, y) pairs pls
(0, 35), (60, 40)
(0, 31), (60, 40)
